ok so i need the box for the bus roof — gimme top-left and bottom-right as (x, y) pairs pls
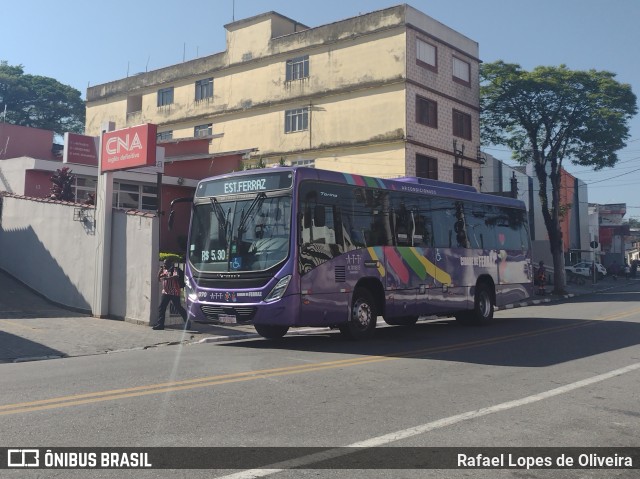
(197, 166), (527, 210)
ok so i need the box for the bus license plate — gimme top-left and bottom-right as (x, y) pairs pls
(218, 314), (237, 324)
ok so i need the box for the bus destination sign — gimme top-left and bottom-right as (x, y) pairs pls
(197, 171), (293, 197)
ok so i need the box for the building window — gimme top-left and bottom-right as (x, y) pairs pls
(141, 185), (158, 211)
(416, 96), (437, 128)
(194, 124), (213, 137)
(285, 107), (309, 133)
(453, 165), (472, 186)
(286, 55), (309, 81)
(416, 154), (438, 180)
(74, 179), (158, 211)
(452, 109), (472, 140)
(113, 182), (140, 210)
(452, 57), (471, 85)
(291, 159), (316, 168)
(157, 131), (173, 141)
(113, 183), (158, 211)
(195, 78), (213, 101)
(157, 87), (174, 107)
(416, 38), (437, 70)
(74, 177), (98, 204)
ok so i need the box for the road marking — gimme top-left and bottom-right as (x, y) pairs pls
(0, 321), (589, 416)
(1, 304), (639, 416)
(218, 362), (640, 479)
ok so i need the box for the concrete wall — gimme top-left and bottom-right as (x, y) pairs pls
(0, 194), (159, 324)
(109, 209), (159, 324)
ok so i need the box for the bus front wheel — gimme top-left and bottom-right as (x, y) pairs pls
(340, 288), (377, 340)
(254, 324), (289, 339)
(455, 283), (494, 326)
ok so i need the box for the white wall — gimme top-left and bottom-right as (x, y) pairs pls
(0, 194), (159, 324)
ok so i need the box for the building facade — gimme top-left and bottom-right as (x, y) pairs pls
(85, 5), (481, 186)
(0, 123), (220, 253)
(481, 152), (591, 266)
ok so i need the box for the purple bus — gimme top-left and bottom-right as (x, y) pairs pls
(177, 167), (532, 339)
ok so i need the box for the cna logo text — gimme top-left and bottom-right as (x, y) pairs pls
(105, 133), (143, 155)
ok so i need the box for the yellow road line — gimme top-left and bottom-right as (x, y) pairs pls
(2, 305), (639, 416)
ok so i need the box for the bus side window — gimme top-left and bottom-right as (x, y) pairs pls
(301, 204), (336, 246)
(394, 203), (410, 246)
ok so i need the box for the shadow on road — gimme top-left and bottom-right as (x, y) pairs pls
(222, 314), (640, 368)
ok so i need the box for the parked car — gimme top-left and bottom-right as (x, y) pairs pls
(565, 262), (607, 280)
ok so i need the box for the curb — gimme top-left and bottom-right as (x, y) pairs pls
(496, 293), (575, 311)
(13, 355), (65, 363)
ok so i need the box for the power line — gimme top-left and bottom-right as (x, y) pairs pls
(585, 166), (640, 185)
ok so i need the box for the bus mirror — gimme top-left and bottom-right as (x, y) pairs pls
(314, 205), (326, 227)
(168, 210), (175, 231)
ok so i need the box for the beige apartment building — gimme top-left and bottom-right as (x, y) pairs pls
(85, 4), (480, 184)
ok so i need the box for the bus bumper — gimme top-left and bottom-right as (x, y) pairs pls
(186, 294), (299, 327)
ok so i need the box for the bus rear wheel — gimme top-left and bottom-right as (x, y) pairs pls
(340, 288), (377, 340)
(455, 283), (494, 326)
(254, 324), (289, 339)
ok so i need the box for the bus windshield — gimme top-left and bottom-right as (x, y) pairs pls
(189, 194), (292, 273)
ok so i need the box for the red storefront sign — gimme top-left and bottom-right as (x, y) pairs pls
(100, 124), (157, 172)
(63, 133), (99, 166)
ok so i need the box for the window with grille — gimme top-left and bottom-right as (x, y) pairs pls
(157, 87), (174, 106)
(285, 107), (309, 133)
(195, 78), (213, 101)
(291, 159), (316, 167)
(157, 131), (173, 142)
(286, 56), (309, 81)
(194, 124), (213, 137)
(416, 96), (438, 128)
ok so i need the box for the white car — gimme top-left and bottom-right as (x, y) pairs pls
(565, 262), (607, 280)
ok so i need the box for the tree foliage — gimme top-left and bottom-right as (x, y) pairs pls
(0, 61), (85, 136)
(50, 167), (75, 202)
(480, 62), (637, 292)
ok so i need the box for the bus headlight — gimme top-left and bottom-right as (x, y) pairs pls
(264, 275), (291, 303)
(185, 276), (197, 302)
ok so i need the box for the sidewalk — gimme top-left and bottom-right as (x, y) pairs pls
(0, 269), (258, 364)
(0, 269), (633, 363)
(495, 277), (627, 311)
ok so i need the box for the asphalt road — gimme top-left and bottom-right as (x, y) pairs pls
(1, 283), (639, 479)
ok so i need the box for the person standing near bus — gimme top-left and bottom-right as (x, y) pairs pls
(152, 258), (189, 330)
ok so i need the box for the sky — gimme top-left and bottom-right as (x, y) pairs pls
(2, 0), (640, 217)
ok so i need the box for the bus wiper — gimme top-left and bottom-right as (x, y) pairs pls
(209, 197), (227, 228)
(210, 198), (235, 256)
(237, 192), (267, 239)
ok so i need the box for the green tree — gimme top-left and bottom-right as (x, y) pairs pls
(625, 217), (640, 229)
(481, 62), (637, 293)
(0, 61), (85, 136)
